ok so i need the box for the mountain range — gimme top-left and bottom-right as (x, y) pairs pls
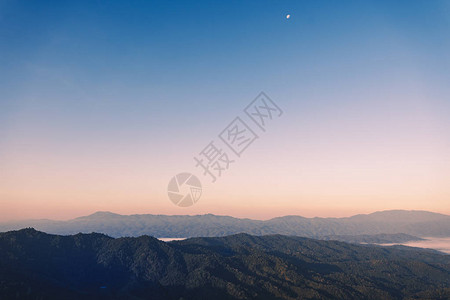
(1, 210), (449, 239)
(0, 228), (449, 299)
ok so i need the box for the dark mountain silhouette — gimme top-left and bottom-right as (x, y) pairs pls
(1, 210), (449, 238)
(0, 229), (449, 299)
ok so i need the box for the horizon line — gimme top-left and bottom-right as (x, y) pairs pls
(2, 209), (449, 223)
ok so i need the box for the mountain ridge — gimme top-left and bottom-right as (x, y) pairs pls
(0, 228), (449, 299)
(1, 210), (449, 238)
(77, 209), (450, 221)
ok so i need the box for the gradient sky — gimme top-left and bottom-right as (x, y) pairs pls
(1, 0), (449, 221)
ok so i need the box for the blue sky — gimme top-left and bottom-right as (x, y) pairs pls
(0, 1), (449, 220)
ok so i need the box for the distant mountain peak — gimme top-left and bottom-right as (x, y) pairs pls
(349, 210), (449, 222)
(77, 211), (122, 219)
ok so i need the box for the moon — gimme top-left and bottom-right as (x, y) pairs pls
(286, 14), (291, 19)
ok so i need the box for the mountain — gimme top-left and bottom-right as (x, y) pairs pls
(320, 233), (424, 244)
(0, 210), (449, 238)
(0, 229), (449, 299)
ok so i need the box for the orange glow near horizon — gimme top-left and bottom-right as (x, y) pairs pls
(1, 93), (449, 222)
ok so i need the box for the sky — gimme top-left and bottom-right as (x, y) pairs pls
(0, 0), (449, 221)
